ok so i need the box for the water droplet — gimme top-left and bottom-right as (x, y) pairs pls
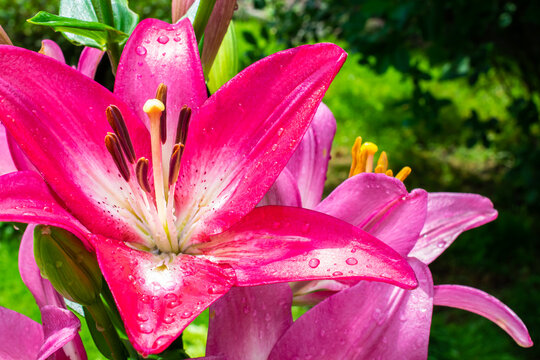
(136, 313), (149, 322)
(346, 257), (358, 265)
(164, 293), (177, 301)
(140, 295), (151, 303)
(138, 323), (153, 334)
(332, 271), (343, 276)
(207, 285), (217, 294)
(308, 258), (320, 268)
(135, 46), (147, 56)
(277, 127), (284, 136)
(437, 240), (446, 248)
(152, 335), (171, 350)
(43, 206), (53, 213)
(166, 301), (180, 308)
(271, 143), (278, 151)
(173, 36), (181, 42)
(180, 311), (192, 319)
(157, 35), (169, 44)
(163, 315), (175, 324)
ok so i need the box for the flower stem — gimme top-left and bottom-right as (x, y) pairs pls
(192, 0), (217, 41)
(86, 300), (127, 360)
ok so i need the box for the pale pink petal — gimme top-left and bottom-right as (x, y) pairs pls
(0, 124), (17, 175)
(77, 47), (104, 79)
(19, 224), (65, 309)
(192, 206), (417, 289)
(39, 39), (66, 63)
(0, 45), (152, 243)
(291, 280), (348, 306)
(286, 102), (336, 209)
(433, 285), (533, 347)
(409, 193), (498, 264)
(176, 44), (347, 244)
(94, 237), (236, 355)
(258, 167), (302, 207)
(0, 171), (91, 246)
(316, 173), (427, 256)
(37, 306), (84, 360)
(268, 259), (433, 360)
(207, 284), (293, 360)
(0, 307), (43, 360)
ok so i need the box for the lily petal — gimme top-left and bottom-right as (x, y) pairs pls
(258, 167), (302, 207)
(206, 284), (293, 360)
(316, 173), (427, 256)
(77, 47), (104, 79)
(0, 124), (16, 175)
(286, 102), (336, 209)
(433, 284), (533, 347)
(409, 193), (498, 264)
(193, 206), (417, 289)
(0, 171), (90, 245)
(94, 237), (236, 355)
(176, 43), (347, 243)
(0, 45), (151, 243)
(268, 259), (433, 360)
(39, 40), (66, 63)
(0, 307), (43, 360)
(37, 306), (84, 360)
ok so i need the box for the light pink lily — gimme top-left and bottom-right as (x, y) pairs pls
(0, 18), (417, 355)
(0, 225), (86, 360)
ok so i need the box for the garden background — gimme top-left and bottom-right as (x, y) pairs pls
(0, 0), (538, 359)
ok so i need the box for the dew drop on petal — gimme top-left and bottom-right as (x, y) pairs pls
(346, 257), (358, 265)
(180, 311), (192, 319)
(136, 313), (149, 322)
(157, 35), (169, 44)
(437, 240), (446, 248)
(308, 258), (320, 268)
(135, 46), (147, 56)
(138, 323), (153, 334)
(152, 335), (172, 350)
(332, 271), (343, 276)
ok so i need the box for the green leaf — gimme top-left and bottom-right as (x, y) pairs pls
(111, 0), (139, 37)
(28, 11), (127, 50)
(207, 21), (239, 94)
(84, 306), (113, 359)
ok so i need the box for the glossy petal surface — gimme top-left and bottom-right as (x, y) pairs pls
(433, 285), (533, 347)
(268, 259), (433, 360)
(94, 237), (236, 355)
(258, 167), (302, 207)
(0, 307), (43, 360)
(175, 44), (346, 244)
(77, 47), (104, 79)
(409, 193), (498, 263)
(38, 306), (83, 360)
(206, 284), (293, 360)
(39, 39), (66, 63)
(193, 206), (417, 289)
(0, 46), (150, 243)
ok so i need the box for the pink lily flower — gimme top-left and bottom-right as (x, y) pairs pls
(0, 225), (86, 360)
(204, 106), (532, 358)
(0, 18), (417, 355)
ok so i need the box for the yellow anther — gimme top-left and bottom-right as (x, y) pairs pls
(349, 136), (363, 177)
(376, 151), (388, 172)
(395, 166), (412, 181)
(361, 142), (378, 173)
(143, 99), (165, 115)
(385, 169), (393, 177)
(374, 165), (385, 173)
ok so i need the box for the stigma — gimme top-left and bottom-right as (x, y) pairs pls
(103, 83), (192, 254)
(349, 136), (411, 182)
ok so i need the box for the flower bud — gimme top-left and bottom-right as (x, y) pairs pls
(34, 226), (102, 305)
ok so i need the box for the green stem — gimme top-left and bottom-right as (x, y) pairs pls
(90, 0), (115, 26)
(86, 300), (127, 360)
(192, 0), (217, 41)
(106, 40), (120, 76)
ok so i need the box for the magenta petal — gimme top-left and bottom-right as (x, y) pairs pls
(409, 192), (498, 264)
(206, 284), (293, 359)
(0, 124), (16, 175)
(39, 39), (66, 63)
(0, 45), (151, 242)
(433, 284), (533, 347)
(176, 44), (347, 242)
(77, 47), (104, 79)
(115, 18), (207, 135)
(194, 206), (417, 289)
(286, 102), (336, 209)
(316, 173), (427, 256)
(0, 172), (90, 245)
(268, 259), (433, 360)
(37, 306), (83, 360)
(0, 306), (43, 359)
(94, 238), (236, 355)
(258, 167), (302, 207)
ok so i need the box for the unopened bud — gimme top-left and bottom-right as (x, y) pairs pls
(34, 226), (102, 305)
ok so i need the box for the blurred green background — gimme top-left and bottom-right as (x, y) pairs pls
(0, 0), (538, 359)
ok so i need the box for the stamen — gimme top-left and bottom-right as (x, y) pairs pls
(348, 136), (362, 177)
(106, 106), (136, 163)
(175, 105), (192, 145)
(395, 167), (412, 181)
(136, 157), (151, 193)
(361, 142), (378, 173)
(385, 169), (394, 177)
(104, 132), (130, 181)
(168, 143), (185, 186)
(155, 83), (168, 144)
(376, 151), (388, 172)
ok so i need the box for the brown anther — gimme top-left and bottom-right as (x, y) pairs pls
(135, 157), (151, 193)
(168, 143), (184, 185)
(175, 105), (191, 145)
(105, 133), (130, 181)
(156, 83), (168, 144)
(106, 106), (136, 163)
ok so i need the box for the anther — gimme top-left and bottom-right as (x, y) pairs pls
(349, 136), (362, 177)
(136, 157), (151, 193)
(168, 143), (184, 186)
(175, 105), (192, 145)
(376, 151), (388, 172)
(361, 142), (378, 173)
(106, 106), (136, 163)
(155, 83), (168, 144)
(105, 132), (130, 181)
(395, 167), (412, 182)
